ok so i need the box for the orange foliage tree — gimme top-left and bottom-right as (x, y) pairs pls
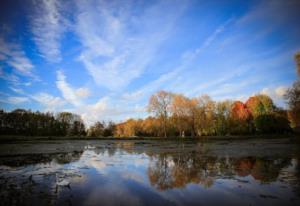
(230, 101), (253, 134)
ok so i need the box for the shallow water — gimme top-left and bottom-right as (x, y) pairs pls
(0, 139), (299, 206)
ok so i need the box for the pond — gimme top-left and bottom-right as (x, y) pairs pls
(0, 138), (299, 206)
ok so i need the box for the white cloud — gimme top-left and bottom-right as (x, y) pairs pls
(72, 96), (145, 126)
(56, 70), (90, 106)
(0, 38), (35, 78)
(275, 86), (288, 97)
(31, 92), (66, 111)
(75, 0), (188, 90)
(79, 98), (109, 125)
(0, 96), (29, 105)
(75, 87), (90, 98)
(260, 86), (288, 106)
(30, 0), (66, 62)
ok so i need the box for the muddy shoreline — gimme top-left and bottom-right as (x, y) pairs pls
(0, 134), (298, 142)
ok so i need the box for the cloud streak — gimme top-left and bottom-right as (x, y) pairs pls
(76, 0), (188, 90)
(56, 70), (90, 106)
(123, 17), (235, 101)
(30, 0), (66, 62)
(31, 92), (66, 111)
(0, 96), (29, 105)
(0, 37), (35, 78)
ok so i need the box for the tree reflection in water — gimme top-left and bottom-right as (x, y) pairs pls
(147, 152), (293, 190)
(0, 140), (300, 205)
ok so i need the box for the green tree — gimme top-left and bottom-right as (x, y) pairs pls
(215, 100), (232, 135)
(254, 114), (291, 134)
(245, 94), (275, 118)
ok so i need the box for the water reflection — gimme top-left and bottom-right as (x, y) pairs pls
(148, 155), (295, 190)
(0, 140), (299, 205)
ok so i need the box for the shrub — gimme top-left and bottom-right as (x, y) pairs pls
(254, 114), (291, 134)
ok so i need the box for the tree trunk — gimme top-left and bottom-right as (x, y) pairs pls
(163, 112), (167, 138)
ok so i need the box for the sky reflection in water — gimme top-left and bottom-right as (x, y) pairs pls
(0, 140), (299, 206)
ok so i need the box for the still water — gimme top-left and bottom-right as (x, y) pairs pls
(0, 139), (299, 205)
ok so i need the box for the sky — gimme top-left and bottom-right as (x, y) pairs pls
(0, 0), (299, 125)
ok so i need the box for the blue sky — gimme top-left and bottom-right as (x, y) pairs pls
(0, 0), (299, 125)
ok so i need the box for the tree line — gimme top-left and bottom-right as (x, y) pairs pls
(0, 52), (299, 138)
(0, 91), (296, 138)
(0, 109), (86, 136)
(114, 92), (292, 137)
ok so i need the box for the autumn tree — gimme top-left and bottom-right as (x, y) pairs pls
(148, 90), (173, 137)
(142, 116), (160, 137)
(245, 94), (275, 118)
(215, 100), (232, 135)
(231, 101), (251, 120)
(114, 122), (126, 137)
(114, 119), (143, 137)
(194, 95), (216, 136)
(171, 94), (192, 137)
(230, 101), (252, 134)
(187, 98), (199, 137)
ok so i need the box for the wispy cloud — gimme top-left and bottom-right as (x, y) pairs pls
(56, 70), (90, 106)
(31, 92), (66, 111)
(182, 17), (235, 60)
(76, 0), (189, 90)
(9, 87), (25, 95)
(30, 0), (66, 62)
(123, 17), (235, 101)
(0, 67), (20, 84)
(0, 96), (30, 105)
(0, 37), (36, 78)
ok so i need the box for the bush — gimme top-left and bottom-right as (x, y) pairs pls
(254, 114), (291, 134)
